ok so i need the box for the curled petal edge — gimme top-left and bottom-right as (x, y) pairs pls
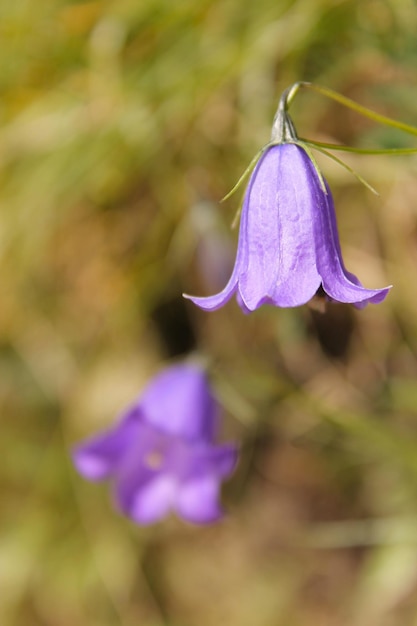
(322, 277), (392, 308)
(183, 279), (237, 311)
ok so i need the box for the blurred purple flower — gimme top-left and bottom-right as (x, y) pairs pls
(185, 143), (390, 313)
(72, 363), (237, 525)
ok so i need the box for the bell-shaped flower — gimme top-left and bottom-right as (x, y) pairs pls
(184, 106), (390, 313)
(72, 363), (238, 525)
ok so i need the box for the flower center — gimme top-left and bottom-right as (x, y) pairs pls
(144, 449), (164, 470)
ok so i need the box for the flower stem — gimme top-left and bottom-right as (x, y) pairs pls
(289, 81), (417, 138)
(300, 139), (417, 156)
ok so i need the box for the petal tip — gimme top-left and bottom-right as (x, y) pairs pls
(182, 289), (235, 311)
(72, 449), (110, 481)
(354, 284), (392, 308)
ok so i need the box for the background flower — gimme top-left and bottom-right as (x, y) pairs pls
(73, 363), (238, 524)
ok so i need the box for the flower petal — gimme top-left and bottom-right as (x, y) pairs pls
(125, 475), (175, 524)
(183, 282), (237, 311)
(238, 145), (322, 309)
(183, 261), (240, 311)
(236, 290), (252, 314)
(176, 474), (223, 524)
(139, 364), (218, 442)
(173, 442), (237, 523)
(204, 443), (239, 478)
(309, 169), (391, 306)
(72, 409), (140, 481)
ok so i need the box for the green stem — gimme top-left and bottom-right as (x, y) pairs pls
(220, 147), (266, 203)
(292, 81), (417, 138)
(300, 138), (417, 155)
(304, 142), (379, 195)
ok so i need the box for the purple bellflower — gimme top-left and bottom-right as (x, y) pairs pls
(184, 95), (390, 313)
(72, 363), (237, 525)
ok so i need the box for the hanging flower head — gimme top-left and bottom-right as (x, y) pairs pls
(184, 89), (390, 313)
(72, 363), (238, 525)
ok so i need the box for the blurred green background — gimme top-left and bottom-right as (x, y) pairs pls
(2, 0), (417, 624)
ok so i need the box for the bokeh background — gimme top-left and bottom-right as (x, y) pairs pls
(2, 0), (417, 624)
